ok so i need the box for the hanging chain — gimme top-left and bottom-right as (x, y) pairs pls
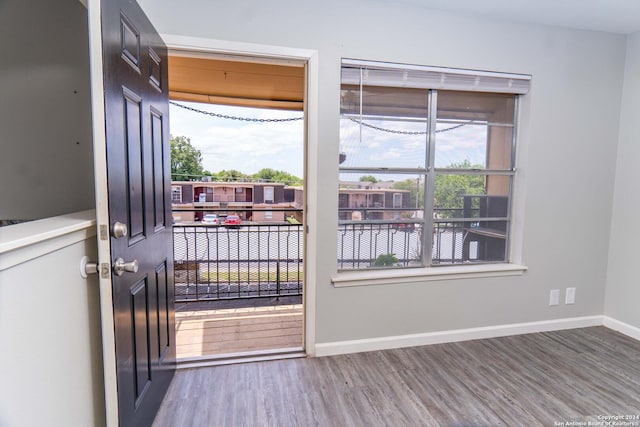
(348, 118), (470, 135)
(169, 101), (304, 122)
(170, 100), (471, 133)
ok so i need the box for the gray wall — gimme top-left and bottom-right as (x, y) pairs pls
(0, 0), (94, 220)
(139, 0), (626, 344)
(605, 31), (640, 329)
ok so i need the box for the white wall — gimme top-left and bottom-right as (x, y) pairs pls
(0, 0), (94, 220)
(605, 31), (640, 330)
(139, 0), (626, 345)
(0, 214), (105, 427)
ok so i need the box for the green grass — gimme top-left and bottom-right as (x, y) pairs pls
(201, 270), (302, 282)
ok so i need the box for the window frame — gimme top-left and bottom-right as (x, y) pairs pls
(264, 186), (275, 203)
(171, 186), (182, 203)
(392, 193), (403, 209)
(337, 61), (525, 274)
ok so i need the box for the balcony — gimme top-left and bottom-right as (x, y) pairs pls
(175, 302), (302, 358)
(173, 222), (303, 301)
(172, 212), (304, 359)
(193, 201), (221, 208)
(175, 213), (487, 292)
(228, 201), (253, 208)
(172, 197), (507, 358)
(337, 220), (505, 269)
(338, 198), (508, 269)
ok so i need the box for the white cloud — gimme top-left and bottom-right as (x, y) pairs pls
(170, 102), (304, 177)
(172, 102), (493, 179)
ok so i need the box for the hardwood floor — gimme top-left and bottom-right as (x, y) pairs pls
(154, 327), (640, 426)
(176, 304), (303, 359)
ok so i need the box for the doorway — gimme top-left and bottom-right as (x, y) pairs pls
(167, 51), (307, 364)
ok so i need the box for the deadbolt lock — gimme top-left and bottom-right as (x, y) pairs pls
(112, 222), (128, 239)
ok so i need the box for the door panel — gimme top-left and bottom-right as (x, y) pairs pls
(123, 88), (146, 243)
(156, 262), (170, 359)
(131, 277), (151, 404)
(151, 110), (166, 231)
(100, 0), (175, 426)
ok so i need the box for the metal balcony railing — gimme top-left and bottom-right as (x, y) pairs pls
(337, 204), (508, 269)
(336, 219), (491, 269)
(337, 221), (422, 269)
(173, 215), (303, 302)
(172, 202), (507, 301)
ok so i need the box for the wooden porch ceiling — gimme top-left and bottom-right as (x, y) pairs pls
(168, 55), (305, 111)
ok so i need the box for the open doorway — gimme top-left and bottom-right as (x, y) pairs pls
(167, 52), (306, 364)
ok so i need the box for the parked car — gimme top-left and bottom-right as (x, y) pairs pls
(391, 222), (415, 232)
(201, 214), (219, 225)
(224, 214), (241, 228)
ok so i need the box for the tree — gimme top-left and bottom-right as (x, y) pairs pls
(391, 160), (486, 218)
(170, 135), (204, 180)
(359, 175), (378, 183)
(215, 169), (250, 182)
(434, 160), (485, 218)
(252, 168), (278, 182)
(252, 168), (302, 185)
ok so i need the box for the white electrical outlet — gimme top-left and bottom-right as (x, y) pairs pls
(549, 289), (560, 306)
(565, 287), (576, 304)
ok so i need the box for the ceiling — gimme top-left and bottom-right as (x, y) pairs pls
(167, 1), (640, 111)
(168, 55), (305, 111)
(376, 0), (640, 34)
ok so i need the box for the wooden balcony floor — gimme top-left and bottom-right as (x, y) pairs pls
(175, 303), (303, 359)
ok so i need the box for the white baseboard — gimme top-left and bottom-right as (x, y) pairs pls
(314, 315), (604, 357)
(603, 316), (640, 341)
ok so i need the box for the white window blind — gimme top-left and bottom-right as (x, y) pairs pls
(341, 59), (531, 95)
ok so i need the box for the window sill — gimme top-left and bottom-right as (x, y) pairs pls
(331, 263), (527, 288)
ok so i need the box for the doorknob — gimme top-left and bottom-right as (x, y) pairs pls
(80, 256), (98, 278)
(113, 257), (139, 276)
(111, 222), (128, 239)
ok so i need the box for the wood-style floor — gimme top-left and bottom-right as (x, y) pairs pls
(176, 304), (303, 359)
(154, 327), (640, 426)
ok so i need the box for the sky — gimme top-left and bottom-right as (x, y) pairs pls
(169, 101), (305, 178)
(339, 116), (489, 183)
(170, 101), (491, 183)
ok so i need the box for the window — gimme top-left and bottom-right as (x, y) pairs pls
(195, 186), (213, 202)
(264, 186), (274, 203)
(171, 186), (182, 203)
(393, 193), (402, 209)
(338, 60), (529, 271)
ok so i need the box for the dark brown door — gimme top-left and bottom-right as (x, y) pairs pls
(101, 1), (175, 426)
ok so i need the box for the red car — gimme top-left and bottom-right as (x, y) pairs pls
(224, 214), (241, 228)
(391, 222), (416, 232)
